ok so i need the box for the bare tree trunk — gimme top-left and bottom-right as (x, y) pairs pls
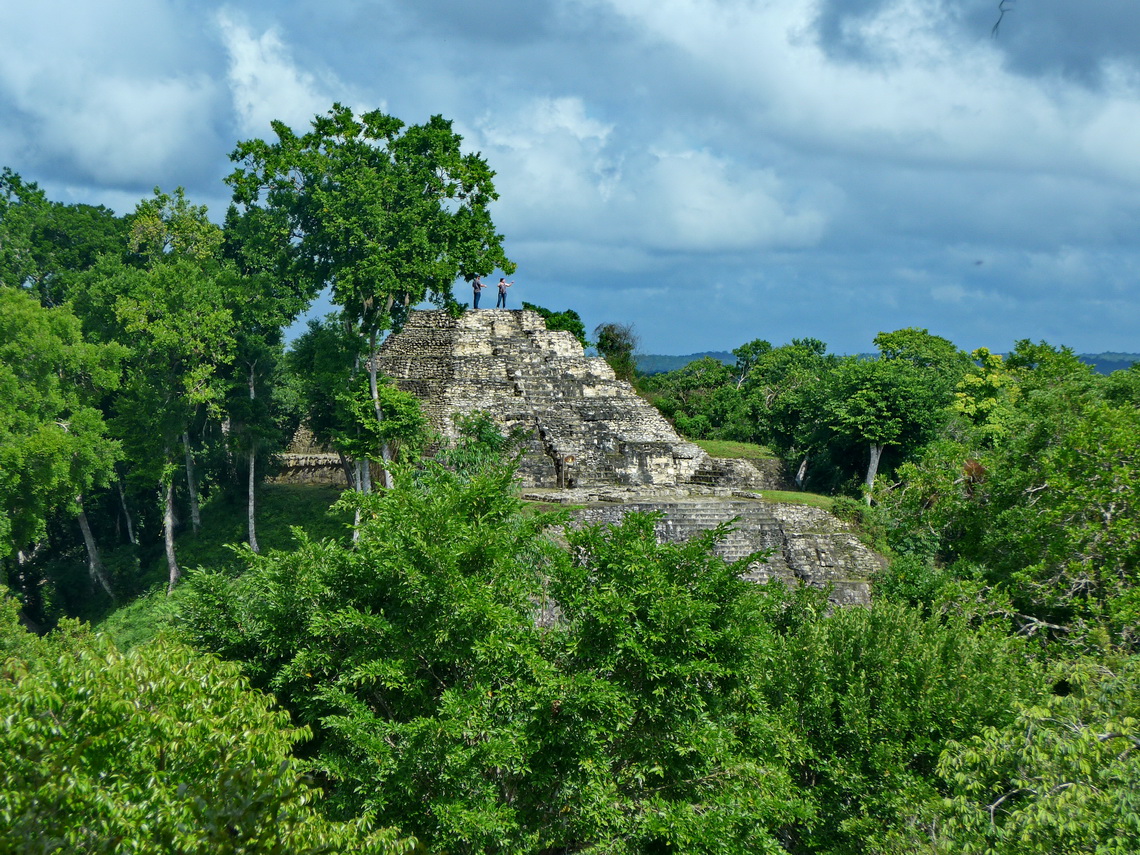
(359, 457), (372, 494)
(76, 495), (114, 600)
(16, 543), (42, 565)
(248, 446), (260, 554)
(795, 455), (809, 490)
(864, 443), (885, 505)
(163, 476), (180, 594)
(116, 477), (136, 545)
(337, 450), (355, 489)
(14, 543), (45, 625)
(220, 415), (233, 466)
(247, 363), (259, 554)
(182, 430), (201, 532)
(368, 332), (394, 490)
(352, 458), (365, 544)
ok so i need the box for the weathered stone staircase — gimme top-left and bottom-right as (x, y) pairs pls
(378, 310), (708, 488)
(687, 457), (779, 488)
(364, 309), (883, 605)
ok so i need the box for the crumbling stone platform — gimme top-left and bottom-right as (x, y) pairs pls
(377, 309), (718, 488)
(524, 486), (879, 606)
(372, 310), (880, 605)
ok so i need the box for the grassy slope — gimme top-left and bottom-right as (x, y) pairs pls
(692, 439), (776, 460)
(692, 439), (833, 510)
(754, 490), (834, 510)
(97, 483), (350, 649)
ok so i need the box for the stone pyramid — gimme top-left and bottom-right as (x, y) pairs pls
(377, 309), (712, 488)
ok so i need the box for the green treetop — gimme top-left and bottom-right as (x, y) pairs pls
(0, 592), (415, 854)
(0, 289), (122, 566)
(228, 104), (514, 489)
(227, 103), (513, 334)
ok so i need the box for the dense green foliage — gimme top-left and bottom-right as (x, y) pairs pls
(874, 343), (1140, 650)
(639, 329), (970, 498)
(0, 593), (414, 854)
(180, 442), (809, 853)
(175, 436), (1132, 854)
(935, 656), (1140, 854)
(5, 103), (1140, 854)
(764, 597), (1033, 854)
(0, 168), (130, 305)
(0, 290), (122, 558)
(631, 327), (1140, 850)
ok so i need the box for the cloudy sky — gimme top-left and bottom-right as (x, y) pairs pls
(4, 1), (1140, 355)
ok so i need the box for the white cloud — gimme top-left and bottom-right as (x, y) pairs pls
(473, 96), (620, 229)
(0, 1), (222, 186)
(475, 94), (826, 254)
(523, 97), (612, 143)
(641, 147), (826, 251)
(216, 9), (353, 138)
(592, 0), (1140, 186)
(1025, 246), (1098, 289)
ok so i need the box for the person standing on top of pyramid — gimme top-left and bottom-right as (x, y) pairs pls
(496, 277), (514, 308)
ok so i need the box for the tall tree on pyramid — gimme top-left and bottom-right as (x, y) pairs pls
(227, 103), (514, 489)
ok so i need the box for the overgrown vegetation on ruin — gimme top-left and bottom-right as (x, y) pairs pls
(4, 106), (1140, 852)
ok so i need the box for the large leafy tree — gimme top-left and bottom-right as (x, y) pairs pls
(0, 593), (414, 855)
(75, 189), (239, 592)
(228, 104), (514, 488)
(0, 168), (48, 291)
(825, 357), (936, 501)
(0, 289), (123, 607)
(180, 433), (805, 853)
(741, 338), (838, 485)
(1, 167), (130, 307)
(594, 321), (639, 382)
(825, 330), (966, 502)
(980, 397), (1140, 643)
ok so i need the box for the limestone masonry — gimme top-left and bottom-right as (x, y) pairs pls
(377, 309), (711, 488)
(370, 309), (882, 604)
(557, 492), (876, 606)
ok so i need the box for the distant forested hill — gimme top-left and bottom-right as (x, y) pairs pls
(636, 352), (735, 374)
(636, 351), (1140, 375)
(1080, 353), (1140, 374)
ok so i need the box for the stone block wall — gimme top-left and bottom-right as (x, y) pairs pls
(569, 497), (879, 605)
(377, 310), (711, 489)
(271, 427), (347, 486)
(279, 309), (883, 605)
